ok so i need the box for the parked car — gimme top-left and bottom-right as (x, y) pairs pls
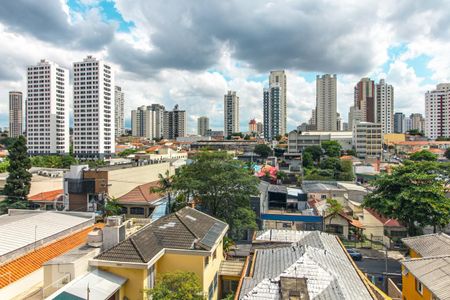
(346, 248), (363, 261)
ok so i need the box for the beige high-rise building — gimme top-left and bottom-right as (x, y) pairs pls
(224, 91), (239, 136)
(263, 70), (287, 140)
(114, 86), (125, 137)
(9, 91), (23, 138)
(352, 122), (383, 159)
(197, 116), (209, 136)
(316, 74), (337, 131)
(131, 105), (156, 139)
(354, 78), (376, 124)
(376, 79), (394, 134)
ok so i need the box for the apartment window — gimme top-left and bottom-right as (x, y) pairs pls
(208, 272), (218, 300)
(204, 256), (209, 268)
(416, 279), (423, 295)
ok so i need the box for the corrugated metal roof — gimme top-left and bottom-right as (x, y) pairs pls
(240, 241), (372, 299)
(48, 269), (127, 300)
(402, 256), (450, 300)
(0, 211), (94, 258)
(402, 233), (450, 257)
(219, 260), (245, 277)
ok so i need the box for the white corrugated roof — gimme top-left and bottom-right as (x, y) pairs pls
(0, 210), (94, 257)
(47, 269), (127, 300)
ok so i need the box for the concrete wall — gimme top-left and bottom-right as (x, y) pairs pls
(0, 268), (43, 300)
(108, 162), (173, 198)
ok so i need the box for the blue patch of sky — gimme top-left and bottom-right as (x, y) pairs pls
(67, 0), (134, 32)
(298, 72), (317, 83)
(405, 54), (434, 84)
(207, 68), (232, 81)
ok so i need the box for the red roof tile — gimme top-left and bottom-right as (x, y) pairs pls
(0, 224), (104, 288)
(365, 208), (403, 227)
(28, 189), (64, 202)
(117, 181), (165, 205)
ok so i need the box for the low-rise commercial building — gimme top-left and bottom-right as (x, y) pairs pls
(287, 130), (353, 153)
(353, 122), (383, 159)
(191, 140), (258, 152)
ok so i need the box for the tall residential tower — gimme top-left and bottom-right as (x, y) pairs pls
(263, 70), (287, 140)
(224, 91), (240, 137)
(315, 74), (337, 131)
(114, 86), (125, 137)
(26, 60), (69, 154)
(9, 91), (23, 138)
(376, 79), (394, 134)
(73, 56), (115, 158)
(425, 84), (450, 139)
(197, 116), (209, 136)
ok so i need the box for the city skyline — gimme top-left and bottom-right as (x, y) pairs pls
(1, 1), (449, 133)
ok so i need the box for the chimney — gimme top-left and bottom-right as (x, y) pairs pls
(102, 216), (126, 251)
(280, 276), (309, 300)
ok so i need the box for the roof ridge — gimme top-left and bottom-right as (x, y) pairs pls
(129, 236), (149, 262)
(405, 254), (450, 262)
(175, 210), (200, 240)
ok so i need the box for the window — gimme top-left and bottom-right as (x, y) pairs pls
(130, 207), (145, 215)
(147, 265), (155, 289)
(208, 272), (218, 300)
(204, 256), (209, 268)
(416, 278), (423, 295)
(213, 249), (217, 260)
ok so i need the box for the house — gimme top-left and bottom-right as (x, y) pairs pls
(238, 230), (384, 299)
(400, 233), (450, 300)
(324, 212), (364, 240)
(28, 189), (64, 210)
(362, 208), (407, 247)
(89, 207), (228, 300)
(116, 181), (167, 218)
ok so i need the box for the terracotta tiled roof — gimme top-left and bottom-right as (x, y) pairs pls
(28, 189), (64, 202)
(117, 181), (164, 205)
(0, 224), (103, 288)
(365, 208), (403, 227)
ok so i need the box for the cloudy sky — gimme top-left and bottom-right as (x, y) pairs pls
(1, 0), (449, 133)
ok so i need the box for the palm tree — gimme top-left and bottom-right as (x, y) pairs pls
(151, 170), (174, 213)
(326, 198), (344, 225)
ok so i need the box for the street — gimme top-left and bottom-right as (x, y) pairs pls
(355, 251), (403, 289)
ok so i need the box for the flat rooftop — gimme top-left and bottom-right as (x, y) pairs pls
(0, 210), (94, 263)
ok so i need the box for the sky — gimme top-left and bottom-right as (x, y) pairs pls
(1, 0), (449, 133)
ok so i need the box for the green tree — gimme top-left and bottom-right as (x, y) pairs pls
(104, 197), (122, 216)
(151, 170), (174, 213)
(303, 145), (322, 162)
(118, 148), (138, 157)
(445, 148), (450, 160)
(319, 157), (341, 171)
(409, 150), (437, 162)
(1, 136), (32, 212)
(407, 129), (424, 136)
(321, 141), (342, 157)
(326, 198), (344, 225)
(172, 151), (259, 239)
(0, 159), (9, 173)
(147, 271), (203, 300)
(302, 151), (313, 168)
(253, 144), (272, 158)
(363, 161), (450, 235)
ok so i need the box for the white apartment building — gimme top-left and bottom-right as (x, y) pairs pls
(114, 86), (125, 137)
(288, 130), (353, 153)
(264, 70), (287, 140)
(352, 122), (383, 159)
(376, 79), (394, 134)
(9, 91), (23, 138)
(73, 56), (115, 159)
(131, 106), (156, 139)
(197, 116), (209, 136)
(316, 74), (337, 131)
(26, 59), (69, 155)
(149, 104), (165, 139)
(224, 91), (239, 137)
(426, 83), (450, 139)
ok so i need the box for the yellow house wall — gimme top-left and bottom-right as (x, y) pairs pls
(409, 249), (421, 258)
(99, 266), (146, 300)
(362, 209), (384, 238)
(383, 133), (405, 144)
(402, 266), (434, 300)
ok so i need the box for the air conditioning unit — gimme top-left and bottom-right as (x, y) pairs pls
(106, 216), (123, 227)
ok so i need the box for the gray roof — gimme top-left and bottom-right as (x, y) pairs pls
(402, 256), (450, 300)
(268, 184), (287, 194)
(240, 230), (373, 299)
(95, 207), (227, 263)
(402, 233), (450, 257)
(302, 182), (344, 193)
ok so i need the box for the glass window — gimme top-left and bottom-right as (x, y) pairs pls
(416, 279), (423, 295)
(130, 207), (145, 215)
